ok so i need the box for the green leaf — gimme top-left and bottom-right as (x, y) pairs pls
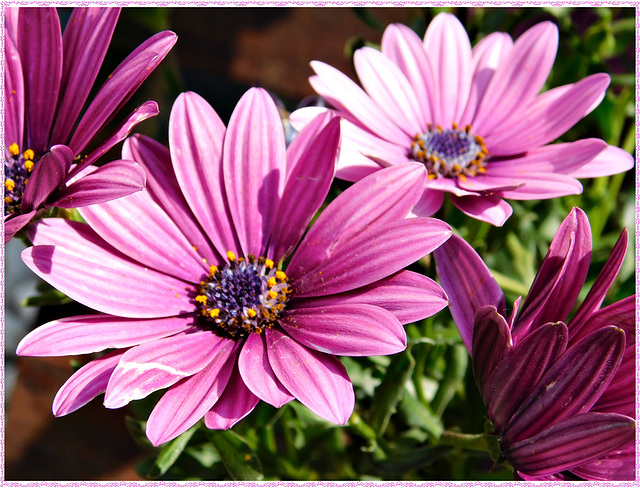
(374, 445), (452, 474)
(431, 344), (469, 417)
(398, 392), (443, 439)
(147, 423), (198, 479)
(125, 416), (153, 449)
(208, 430), (264, 481)
(21, 288), (73, 307)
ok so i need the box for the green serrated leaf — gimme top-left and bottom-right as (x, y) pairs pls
(208, 430), (264, 481)
(147, 423), (199, 479)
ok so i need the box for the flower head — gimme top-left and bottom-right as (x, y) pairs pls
(292, 13), (634, 226)
(4, 7), (177, 243)
(17, 87), (452, 446)
(434, 208), (635, 480)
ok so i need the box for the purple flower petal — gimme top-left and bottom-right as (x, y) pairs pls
(204, 365), (260, 430)
(569, 295), (635, 348)
(473, 21), (558, 135)
(422, 13), (473, 126)
(353, 46), (424, 135)
(51, 159), (145, 208)
(52, 350), (123, 417)
(17, 7), (62, 153)
(292, 270), (448, 325)
(280, 304), (406, 356)
(4, 210), (36, 244)
(104, 329), (228, 409)
(146, 339), (237, 446)
(16, 314), (192, 357)
(50, 8), (120, 145)
(124, 134), (220, 266)
(4, 28), (24, 149)
(287, 163), (427, 279)
(461, 172), (583, 200)
(568, 145), (635, 178)
(570, 445), (635, 481)
(482, 321), (568, 433)
(503, 326), (626, 445)
(592, 346), (635, 418)
(223, 87), (285, 257)
(169, 91), (239, 259)
(505, 412), (635, 477)
(293, 217), (451, 297)
(471, 306), (513, 396)
(410, 188), (445, 217)
(78, 181), (210, 283)
(238, 332), (294, 407)
(450, 194), (513, 227)
(68, 30), (177, 155)
(434, 233), (506, 352)
(23, 219), (193, 318)
(269, 114), (339, 260)
(266, 327), (354, 424)
(21, 144), (73, 211)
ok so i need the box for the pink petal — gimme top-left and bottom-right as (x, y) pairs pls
(568, 145), (635, 178)
(18, 7), (62, 153)
(292, 270), (448, 325)
(266, 327), (354, 424)
(104, 329), (227, 409)
(569, 296), (635, 349)
(146, 338), (237, 445)
(434, 233), (506, 352)
(269, 114), (339, 260)
(353, 46), (424, 135)
(423, 13), (473, 126)
(4, 210), (36, 244)
(473, 21), (558, 136)
(21, 144), (73, 211)
(288, 106), (331, 132)
(23, 219), (193, 318)
(293, 217), (452, 297)
(52, 350), (124, 417)
(17, 314), (192, 357)
(238, 332), (294, 407)
(409, 188), (445, 217)
(570, 446), (635, 481)
(287, 163), (427, 279)
(280, 304), (405, 356)
(123, 134), (220, 266)
(450, 194), (513, 226)
(169, 91), (240, 259)
(310, 60), (410, 144)
(458, 172), (583, 200)
(4, 28), (24, 149)
(381, 23), (434, 125)
(68, 30), (177, 155)
(223, 87), (286, 257)
(79, 183), (209, 283)
(50, 8), (120, 145)
(204, 365), (260, 430)
(339, 116), (409, 165)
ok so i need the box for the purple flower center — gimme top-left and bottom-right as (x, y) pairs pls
(410, 124), (488, 180)
(4, 143), (36, 215)
(195, 252), (290, 338)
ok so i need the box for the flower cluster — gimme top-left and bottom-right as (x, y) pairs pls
(8, 8), (634, 481)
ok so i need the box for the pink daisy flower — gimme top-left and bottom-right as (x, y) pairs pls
(291, 13), (634, 226)
(4, 7), (177, 242)
(17, 88), (452, 446)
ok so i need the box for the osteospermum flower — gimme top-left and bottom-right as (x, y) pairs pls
(434, 208), (635, 480)
(17, 88), (452, 446)
(4, 7), (177, 243)
(291, 13), (634, 226)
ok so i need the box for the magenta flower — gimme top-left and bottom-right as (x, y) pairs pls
(4, 7), (177, 243)
(17, 87), (452, 446)
(291, 13), (634, 226)
(434, 208), (635, 480)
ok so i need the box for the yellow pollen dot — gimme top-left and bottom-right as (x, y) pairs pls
(24, 160), (34, 172)
(247, 308), (257, 318)
(452, 164), (460, 172)
(267, 277), (277, 287)
(5, 196), (12, 204)
(209, 265), (218, 275)
(23, 149), (34, 160)
(452, 122), (458, 129)
(479, 167), (487, 173)
(209, 308), (220, 318)
(427, 174), (437, 180)
(264, 259), (274, 269)
(226, 250), (236, 261)
(459, 175), (467, 182)
(195, 295), (208, 304)
(192, 245), (197, 251)
(275, 271), (286, 281)
(267, 290), (278, 300)
(9, 143), (19, 156)
(5, 179), (15, 191)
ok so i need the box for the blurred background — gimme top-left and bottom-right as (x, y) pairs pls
(4, 6), (635, 481)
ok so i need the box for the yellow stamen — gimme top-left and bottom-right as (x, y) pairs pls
(24, 160), (34, 172)
(23, 149), (34, 160)
(267, 277), (277, 288)
(9, 143), (19, 156)
(264, 258), (274, 269)
(427, 174), (437, 180)
(275, 271), (286, 281)
(226, 250), (236, 261)
(5, 196), (12, 204)
(247, 308), (257, 318)
(195, 294), (208, 304)
(209, 265), (218, 275)
(209, 308), (220, 318)
(5, 179), (15, 191)
(267, 290), (278, 300)
(459, 175), (467, 182)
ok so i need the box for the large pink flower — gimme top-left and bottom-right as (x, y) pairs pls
(291, 13), (634, 226)
(4, 7), (177, 242)
(17, 88), (452, 446)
